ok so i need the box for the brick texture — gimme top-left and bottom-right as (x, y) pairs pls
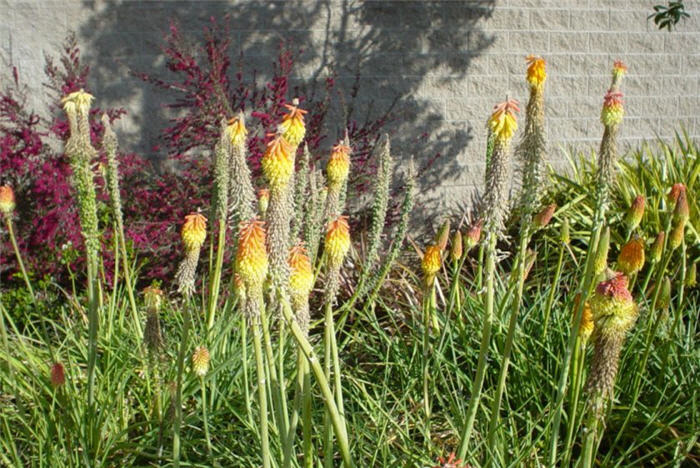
(3, 0), (699, 217)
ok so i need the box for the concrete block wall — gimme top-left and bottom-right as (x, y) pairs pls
(2, 0), (699, 217)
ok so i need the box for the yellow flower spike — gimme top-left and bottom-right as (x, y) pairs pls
(488, 98), (520, 143)
(235, 219), (269, 287)
(225, 113), (248, 147)
(526, 55), (546, 89)
(422, 244), (442, 279)
(279, 99), (307, 148)
(181, 213), (207, 252)
(191, 346), (210, 377)
(262, 133), (294, 189)
(0, 185), (16, 215)
(61, 89), (94, 116)
(288, 243), (314, 301)
(325, 215), (351, 268)
(617, 236), (645, 275)
(573, 293), (594, 342)
(600, 90), (624, 127)
(327, 142), (351, 189)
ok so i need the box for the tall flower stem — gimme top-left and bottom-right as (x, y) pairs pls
(422, 282), (436, 443)
(252, 318), (272, 468)
(486, 227), (530, 456)
(173, 304), (192, 467)
(562, 336), (588, 467)
(542, 238), (565, 335)
(279, 296), (353, 467)
(207, 219), (227, 330)
(458, 233), (496, 459)
(4, 216), (35, 301)
(200, 377), (213, 457)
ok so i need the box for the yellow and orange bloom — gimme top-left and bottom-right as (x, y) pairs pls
(50, 362), (66, 388)
(257, 188), (270, 214)
(192, 346), (210, 377)
(625, 195), (645, 231)
(279, 100), (307, 148)
(617, 236), (645, 275)
(600, 90), (624, 127)
(226, 113), (248, 147)
(0, 185), (16, 215)
(235, 219), (269, 287)
(422, 244), (442, 280)
(669, 219), (686, 250)
(326, 142), (351, 189)
(590, 273), (638, 338)
(488, 98), (520, 143)
(672, 190), (689, 223)
(262, 134), (294, 189)
(325, 216), (351, 268)
(526, 55), (547, 89)
(289, 243), (314, 301)
(533, 203), (556, 229)
(181, 213), (207, 252)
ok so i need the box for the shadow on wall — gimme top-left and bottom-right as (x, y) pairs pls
(78, 0), (495, 214)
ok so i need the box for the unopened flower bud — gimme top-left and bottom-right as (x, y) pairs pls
(450, 230), (463, 263)
(657, 276), (672, 310)
(50, 362), (65, 388)
(617, 236), (645, 276)
(624, 195), (645, 232)
(594, 227), (611, 276)
(464, 220), (482, 251)
(686, 262), (696, 288)
(560, 218), (570, 245)
(436, 219), (451, 251)
(650, 231), (665, 263)
(258, 188), (269, 215)
(533, 203), (556, 229)
(667, 183), (686, 204)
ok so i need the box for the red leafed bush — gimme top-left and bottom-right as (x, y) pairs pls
(1, 21), (394, 287)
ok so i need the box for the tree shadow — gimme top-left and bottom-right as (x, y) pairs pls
(78, 0), (495, 222)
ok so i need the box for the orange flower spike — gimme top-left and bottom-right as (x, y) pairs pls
(181, 213), (207, 252)
(226, 114), (248, 147)
(327, 142), (352, 189)
(262, 133), (294, 189)
(488, 98), (520, 143)
(601, 90), (624, 127)
(235, 219), (269, 286)
(526, 55), (547, 89)
(672, 189), (690, 223)
(617, 236), (645, 275)
(325, 216), (351, 268)
(280, 99), (307, 147)
(0, 185), (16, 215)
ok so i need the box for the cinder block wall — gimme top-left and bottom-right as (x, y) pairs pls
(3, 0), (699, 216)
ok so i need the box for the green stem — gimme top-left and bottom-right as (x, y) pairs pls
(543, 241), (565, 336)
(241, 313), (253, 426)
(201, 377), (213, 457)
(547, 222), (603, 467)
(117, 220), (141, 337)
(173, 304), (192, 467)
(207, 219), (227, 331)
(280, 298), (353, 467)
(457, 234), (496, 460)
(324, 300), (334, 468)
(252, 320), (272, 468)
(562, 338), (586, 467)
(486, 230), (529, 459)
(581, 404), (601, 468)
(5, 216), (35, 301)
(422, 281), (435, 444)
